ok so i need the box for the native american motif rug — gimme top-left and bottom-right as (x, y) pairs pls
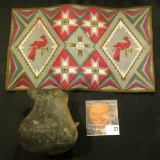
(6, 5), (155, 92)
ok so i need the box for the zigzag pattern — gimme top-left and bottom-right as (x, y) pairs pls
(122, 8), (145, 23)
(11, 74), (34, 89)
(39, 73), (61, 89)
(69, 5), (91, 21)
(11, 14), (24, 44)
(41, 7), (62, 22)
(16, 9), (37, 23)
(98, 9), (118, 24)
(97, 74), (122, 91)
(136, 12), (151, 44)
(125, 75), (150, 90)
(68, 72), (92, 89)
(9, 52), (22, 83)
(139, 51), (153, 84)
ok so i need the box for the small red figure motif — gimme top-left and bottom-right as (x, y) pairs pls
(113, 36), (131, 61)
(28, 35), (48, 60)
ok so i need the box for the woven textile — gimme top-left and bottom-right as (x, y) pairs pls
(6, 5), (155, 92)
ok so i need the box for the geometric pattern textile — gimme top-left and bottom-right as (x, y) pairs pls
(6, 5), (155, 92)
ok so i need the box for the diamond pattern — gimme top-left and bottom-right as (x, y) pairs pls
(65, 26), (95, 67)
(6, 5), (155, 92)
(18, 19), (58, 77)
(102, 20), (143, 78)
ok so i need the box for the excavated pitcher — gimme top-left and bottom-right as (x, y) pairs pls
(18, 89), (79, 155)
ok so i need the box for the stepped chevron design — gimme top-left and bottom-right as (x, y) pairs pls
(6, 5), (155, 92)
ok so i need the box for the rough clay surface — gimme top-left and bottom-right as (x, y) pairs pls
(19, 89), (79, 155)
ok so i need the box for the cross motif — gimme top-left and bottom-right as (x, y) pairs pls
(53, 10), (77, 34)
(83, 58), (109, 84)
(69, 36), (91, 57)
(82, 12), (106, 36)
(52, 57), (78, 84)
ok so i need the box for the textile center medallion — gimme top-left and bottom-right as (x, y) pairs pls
(18, 19), (58, 77)
(65, 27), (95, 67)
(102, 20), (143, 78)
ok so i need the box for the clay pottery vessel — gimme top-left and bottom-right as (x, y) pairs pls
(18, 89), (79, 155)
